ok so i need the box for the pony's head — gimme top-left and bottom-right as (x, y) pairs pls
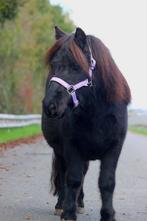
(43, 27), (131, 118)
(43, 27), (95, 118)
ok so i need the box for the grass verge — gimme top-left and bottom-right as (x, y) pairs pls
(129, 125), (147, 136)
(0, 124), (42, 144)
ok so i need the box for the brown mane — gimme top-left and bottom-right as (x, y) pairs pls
(45, 35), (131, 104)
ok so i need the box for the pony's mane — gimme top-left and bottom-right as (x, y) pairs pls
(46, 34), (131, 104)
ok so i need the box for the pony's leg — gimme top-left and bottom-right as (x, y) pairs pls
(77, 162), (89, 214)
(54, 168), (65, 216)
(51, 154), (66, 215)
(77, 187), (84, 214)
(61, 150), (85, 221)
(98, 147), (122, 221)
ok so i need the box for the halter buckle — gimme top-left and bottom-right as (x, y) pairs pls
(67, 85), (75, 94)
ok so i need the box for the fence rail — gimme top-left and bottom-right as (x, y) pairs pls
(0, 114), (41, 128)
(128, 114), (147, 126)
(0, 113), (147, 128)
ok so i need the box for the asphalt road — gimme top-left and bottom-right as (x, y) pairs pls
(0, 132), (147, 221)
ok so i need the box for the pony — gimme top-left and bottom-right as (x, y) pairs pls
(42, 26), (131, 221)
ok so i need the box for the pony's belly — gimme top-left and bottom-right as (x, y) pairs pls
(77, 134), (120, 160)
(78, 143), (106, 160)
(74, 113), (127, 160)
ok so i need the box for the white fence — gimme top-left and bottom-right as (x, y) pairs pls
(129, 114), (147, 126)
(0, 113), (147, 128)
(0, 114), (41, 128)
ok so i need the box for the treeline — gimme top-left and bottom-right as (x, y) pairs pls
(0, 0), (74, 114)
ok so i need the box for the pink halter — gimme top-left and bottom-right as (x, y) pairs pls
(50, 54), (96, 108)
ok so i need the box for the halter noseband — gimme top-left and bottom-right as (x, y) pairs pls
(50, 47), (96, 108)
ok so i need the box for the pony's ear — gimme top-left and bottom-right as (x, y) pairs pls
(55, 26), (66, 40)
(74, 27), (87, 50)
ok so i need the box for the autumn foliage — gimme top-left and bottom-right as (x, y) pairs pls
(0, 0), (74, 113)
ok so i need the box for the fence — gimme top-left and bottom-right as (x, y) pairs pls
(0, 114), (41, 128)
(0, 112), (147, 128)
(129, 114), (147, 126)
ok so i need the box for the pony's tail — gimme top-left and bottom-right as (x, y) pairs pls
(50, 153), (61, 196)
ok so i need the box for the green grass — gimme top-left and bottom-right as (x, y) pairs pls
(0, 124), (42, 144)
(129, 125), (147, 136)
(1, 124), (146, 144)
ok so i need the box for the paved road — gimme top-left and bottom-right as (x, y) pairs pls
(0, 132), (147, 221)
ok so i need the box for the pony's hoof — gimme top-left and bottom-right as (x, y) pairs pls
(77, 207), (85, 214)
(54, 208), (63, 216)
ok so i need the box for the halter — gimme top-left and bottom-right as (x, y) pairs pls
(50, 45), (96, 108)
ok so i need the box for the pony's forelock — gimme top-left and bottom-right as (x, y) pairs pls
(45, 35), (89, 74)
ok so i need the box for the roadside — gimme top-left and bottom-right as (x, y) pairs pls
(0, 124), (42, 149)
(1, 124), (147, 150)
(0, 112), (147, 149)
(129, 125), (147, 136)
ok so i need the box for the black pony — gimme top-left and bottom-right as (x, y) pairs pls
(42, 26), (131, 221)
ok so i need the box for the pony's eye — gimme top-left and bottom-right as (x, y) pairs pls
(50, 61), (58, 67)
(71, 64), (80, 71)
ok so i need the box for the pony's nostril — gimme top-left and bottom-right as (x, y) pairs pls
(49, 103), (57, 115)
(43, 99), (57, 117)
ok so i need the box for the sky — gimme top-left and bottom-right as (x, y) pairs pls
(50, 0), (147, 109)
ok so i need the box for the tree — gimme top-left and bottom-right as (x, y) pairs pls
(0, 0), (75, 113)
(0, 0), (25, 26)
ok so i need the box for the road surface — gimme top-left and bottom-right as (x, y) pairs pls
(0, 132), (147, 221)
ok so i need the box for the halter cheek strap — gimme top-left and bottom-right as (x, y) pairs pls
(50, 55), (96, 108)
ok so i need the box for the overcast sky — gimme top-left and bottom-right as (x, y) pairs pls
(50, 0), (147, 109)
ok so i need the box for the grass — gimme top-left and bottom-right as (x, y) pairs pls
(0, 124), (42, 144)
(1, 124), (146, 144)
(129, 125), (147, 136)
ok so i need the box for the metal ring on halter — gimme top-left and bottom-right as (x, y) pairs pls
(88, 80), (93, 87)
(67, 85), (75, 95)
(91, 57), (96, 70)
